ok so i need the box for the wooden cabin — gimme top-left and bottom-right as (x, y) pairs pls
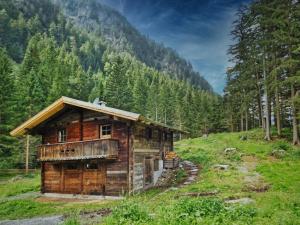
(10, 97), (183, 196)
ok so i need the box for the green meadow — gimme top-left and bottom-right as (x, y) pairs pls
(1, 129), (300, 224)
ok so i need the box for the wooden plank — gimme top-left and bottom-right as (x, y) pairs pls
(134, 149), (160, 153)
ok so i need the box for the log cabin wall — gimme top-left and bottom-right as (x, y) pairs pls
(40, 109), (130, 196)
(105, 121), (129, 196)
(131, 123), (173, 192)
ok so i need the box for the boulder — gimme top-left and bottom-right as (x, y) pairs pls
(240, 135), (247, 141)
(214, 164), (230, 170)
(224, 148), (237, 154)
(271, 149), (286, 158)
(225, 197), (255, 205)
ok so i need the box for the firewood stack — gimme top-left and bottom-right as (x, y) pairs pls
(164, 151), (179, 169)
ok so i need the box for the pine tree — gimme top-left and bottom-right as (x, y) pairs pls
(103, 54), (131, 110)
(132, 73), (148, 114)
(0, 48), (17, 164)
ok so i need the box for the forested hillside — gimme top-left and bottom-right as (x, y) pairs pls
(0, 0), (222, 168)
(52, 0), (212, 91)
(224, 0), (300, 144)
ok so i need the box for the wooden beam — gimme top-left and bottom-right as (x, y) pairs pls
(25, 135), (30, 174)
(79, 110), (83, 141)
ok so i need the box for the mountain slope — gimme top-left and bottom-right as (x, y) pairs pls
(52, 0), (213, 91)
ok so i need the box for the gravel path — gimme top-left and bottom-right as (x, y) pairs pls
(0, 192), (41, 203)
(0, 215), (64, 225)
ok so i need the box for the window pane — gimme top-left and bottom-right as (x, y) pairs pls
(101, 125), (111, 136)
(58, 128), (66, 142)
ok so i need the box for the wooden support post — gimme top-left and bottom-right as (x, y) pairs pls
(25, 134), (30, 174)
(79, 110), (83, 141)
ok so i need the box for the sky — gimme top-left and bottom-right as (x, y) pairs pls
(99, 0), (250, 93)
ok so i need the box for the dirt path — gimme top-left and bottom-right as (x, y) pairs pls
(237, 156), (270, 192)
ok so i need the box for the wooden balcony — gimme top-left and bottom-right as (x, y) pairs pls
(38, 139), (119, 161)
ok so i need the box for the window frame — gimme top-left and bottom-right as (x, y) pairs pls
(58, 128), (67, 143)
(100, 124), (112, 139)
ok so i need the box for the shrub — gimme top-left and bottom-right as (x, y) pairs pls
(105, 201), (151, 224)
(185, 148), (211, 166)
(174, 198), (225, 218)
(272, 140), (292, 151)
(175, 168), (187, 183)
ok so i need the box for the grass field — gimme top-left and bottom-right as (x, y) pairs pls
(0, 129), (300, 224)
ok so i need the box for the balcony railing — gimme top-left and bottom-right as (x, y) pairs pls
(38, 139), (119, 161)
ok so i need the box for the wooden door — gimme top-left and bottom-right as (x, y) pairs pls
(82, 161), (106, 195)
(43, 162), (61, 193)
(63, 162), (82, 194)
(144, 157), (153, 186)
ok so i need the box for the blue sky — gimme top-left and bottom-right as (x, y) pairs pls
(99, 0), (250, 93)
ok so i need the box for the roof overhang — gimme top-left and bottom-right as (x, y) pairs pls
(10, 96), (186, 136)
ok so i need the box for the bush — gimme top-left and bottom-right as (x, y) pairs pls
(161, 198), (257, 224)
(272, 140), (292, 151)
(185, 148), (211, 166)
(105, 201), (151, 224)
(174, 168), (187, 183)
(174, 198), (225, 218)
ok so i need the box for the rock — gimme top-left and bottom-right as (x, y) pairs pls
(237, 166), (248, 174)
(225, 197), (255, 205)
(224, 148), (237, 154)
(240, 135), (247, 141)
(181, 160), (195, 167)
(169, 187), (178, 191)
(10, 175), (23, 182)
(180, 190), (219, 197)
(214, 164), (229, 170)
(271, 149), (286, 158)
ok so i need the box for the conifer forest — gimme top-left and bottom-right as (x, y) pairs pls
(0, 0), (299, 170)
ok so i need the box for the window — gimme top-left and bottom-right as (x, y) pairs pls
(58, 128), (67, 143)
(145, 127), (152, 140)
(100, 124), (112, 138)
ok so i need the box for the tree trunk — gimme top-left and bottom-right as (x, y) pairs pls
(25, 135), (30, 174)
(230, 114), (234, 132)
(240, 113), (244, 132)
(255, 69), (264, 129)
(245, 110), (248, 131)
(275, 85), (281, 136)
(291, 84), (300, 145)
(263, 55), (271, 141)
